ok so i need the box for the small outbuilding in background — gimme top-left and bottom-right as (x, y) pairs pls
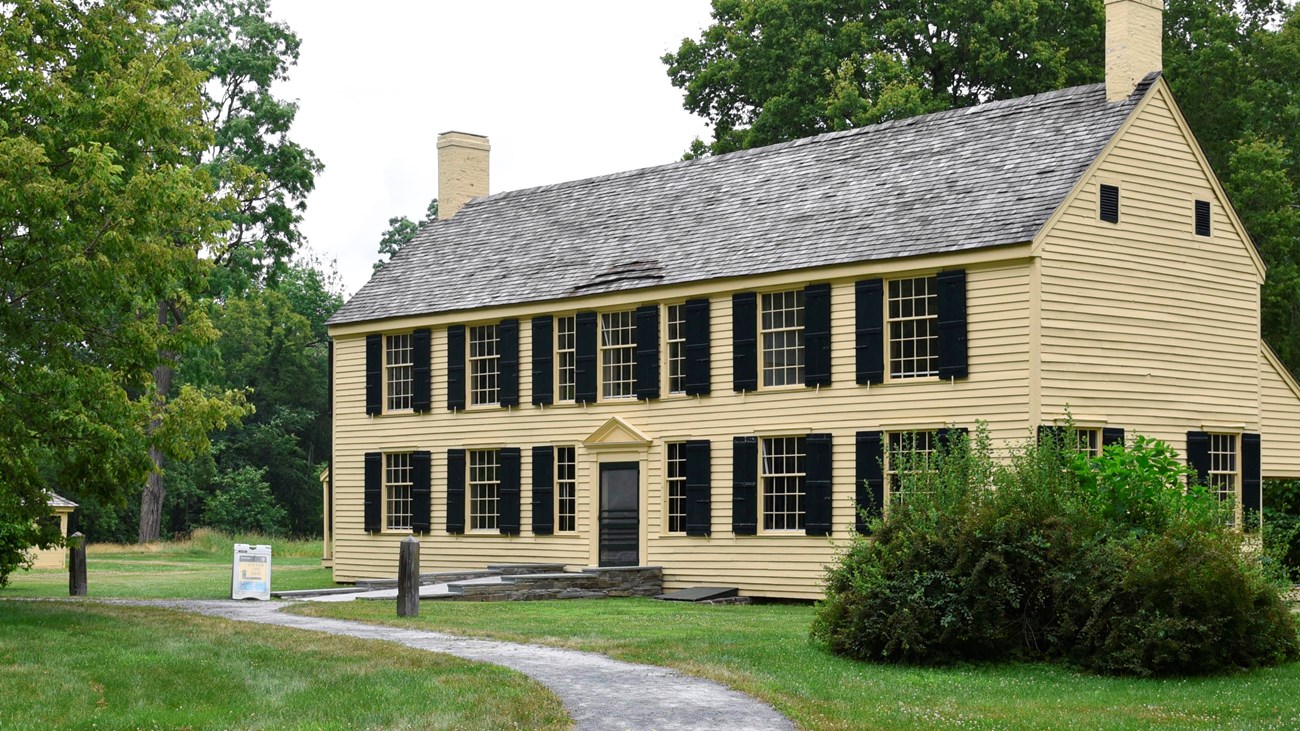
(28, 493), (78, 569)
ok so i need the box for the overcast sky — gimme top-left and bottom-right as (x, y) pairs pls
(269, 1), (715, 295)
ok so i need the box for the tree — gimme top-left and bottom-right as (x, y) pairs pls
(0, 0), (245, 584)
(137, 0), (322, 541)
(375, 198), (438, 271)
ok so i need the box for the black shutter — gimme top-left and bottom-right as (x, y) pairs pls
(412, 328), (432, 412)
(327, 339), (334, 417)
(499, 448), (521, 535)
(1100, 184), (1120, 223)
(855, 432), (883, 534)
(532, 446), (555, 535)
(499, 319), (519, 407)
(1037, 425), (1066, 446)
(732, 436), (758, 535)
(531, 316), (554, 406)
(411, 451), (431, 533)
(1195, 200), (1211, 237)
(575, 311), (598, 403)
(684, 440), (712, 536)
(939, 427), (969, 451)
(446, 325), (466, 411)
(364, 452), (382, 533)
(936, 269), (968, 380)
(855, 279), (884, 385)
(446, 448), (466, 533)
(684, 298), (712, 396)
(1242, 433), (1262, 532)
(733, 293), (758, 392)
(805, 433), (833, 536)
(1102, 427), (1126, 448)
(634, 305), (661, 400)
(1186, 431), (1210, 486)
(365, 334), (382, 415)
(804, 283), (832, 387)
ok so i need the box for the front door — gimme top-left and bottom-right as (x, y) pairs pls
(598, 462), (639, 567)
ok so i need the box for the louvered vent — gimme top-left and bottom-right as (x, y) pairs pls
(1099, 184), (1120, 223)
(1195, 200), (1211, 237)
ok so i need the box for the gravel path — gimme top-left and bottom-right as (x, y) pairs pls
(147, 599), (796, 731)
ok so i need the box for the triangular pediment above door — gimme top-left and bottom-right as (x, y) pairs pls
(584, 416), (652, 448)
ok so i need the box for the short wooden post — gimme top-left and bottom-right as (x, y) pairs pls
(397, 536), (420, 617)
(68, 532), (87, 597)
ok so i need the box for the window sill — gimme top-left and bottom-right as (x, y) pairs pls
(883, 375), (941, 384)
(755, 529), (814, 536)
(380, 409), (416, 416)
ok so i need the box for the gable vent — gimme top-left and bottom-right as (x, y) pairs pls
(1195, 199), (1211, 237)
(569, 260), (664, 294)
(1099, 184), (1120, 224)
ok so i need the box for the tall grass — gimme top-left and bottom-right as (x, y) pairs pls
(87, 527), (321, 558)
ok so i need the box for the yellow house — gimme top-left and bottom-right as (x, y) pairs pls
(28, 493), (77, 570)
(325, 0), (1300, 599)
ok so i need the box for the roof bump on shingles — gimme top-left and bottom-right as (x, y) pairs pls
(330, 80), (1148, 326)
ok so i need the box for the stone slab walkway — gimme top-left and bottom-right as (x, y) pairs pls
(145, 600), (796, 731)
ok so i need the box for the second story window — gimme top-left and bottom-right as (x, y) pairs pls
(888, 277), (938, 379)
(667, 304), (686, 395)
(556, 315), (576, 402)
(469, 324), (499, 405)
(761, 290), (804, 387)
(386, 333), (413, 411)
(601, 310), (636, 399)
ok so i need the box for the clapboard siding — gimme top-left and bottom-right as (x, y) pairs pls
(1261, 345), (1300, 478)
(330, 255), (1034, 598)
(1038, 85), (1261, 453)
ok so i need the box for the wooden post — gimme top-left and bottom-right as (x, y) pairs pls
(68, 532), (86, 597)
(397, 536), (420, 617)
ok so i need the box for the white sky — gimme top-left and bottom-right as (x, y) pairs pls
(269, 0), (715, 296)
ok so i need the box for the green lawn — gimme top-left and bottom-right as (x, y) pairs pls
(292, 598), (1300, 731)
(0, 601), (568, 730)
(4, 529), (339, 599)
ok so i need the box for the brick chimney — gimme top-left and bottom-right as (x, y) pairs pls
(437, 131), (490, 219)
(1106, 0), (1162, 102)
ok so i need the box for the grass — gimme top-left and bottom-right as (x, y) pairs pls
(291, 598), (1300, 731)
(3, 529), (338, 599)
(0, 601), (568, 730)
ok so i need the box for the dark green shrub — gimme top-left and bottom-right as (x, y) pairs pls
(1264, 480), (1300, 582)
(201, 466), (287, 536)
(813, 427), (1300, 675)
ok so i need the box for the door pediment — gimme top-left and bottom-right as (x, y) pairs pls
(584, 416), (652, 448)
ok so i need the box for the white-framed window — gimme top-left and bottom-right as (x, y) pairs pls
(556, 315), (576, 402)
(469, 449), (500, 531)
(1208, 433), (1238, 513)
(667, 304), (686, 395)
(761, 290), (805, 387)
(556, 446), (577, 533)
(385, 333), (413, 411)
(887, 431), (938, 506)
(887, 277), (938, 379)
(666, 442), (686, 533)
(468, 324), (500, 406)
(385, 452), (412, 531)
(761, 436), (805, 531)
(600, 310), (636, 399)
(1077, 428), (1100, 457)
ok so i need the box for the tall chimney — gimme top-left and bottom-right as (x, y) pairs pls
(437, 131), (490, 219)
(1105, 0), (1162, 102)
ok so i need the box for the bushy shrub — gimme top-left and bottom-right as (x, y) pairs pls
(813, 427), (1299, 675)
(201, 466), (287, 536)
(1263, 479), (1300, 582)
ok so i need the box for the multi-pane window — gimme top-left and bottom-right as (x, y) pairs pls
(600, 311), (637, 399)
(385, 334), (413, 411)
(556, 316), (576, 402)
(667, 304), (686, 395)
(1208, 433), (1238, 511)
(1077, 429), (1100, 457)
(762, 436), (806, 531)
(888, 277), (939, 379)
(469, 450), (500, 531)
(556, 446), (577, 533)
(761, 290), (805, 387)
(666, 442), (686, 533)
(385, 453), (412, 531)
(887, 431), (938, 505)
(469, 324), (500, 405)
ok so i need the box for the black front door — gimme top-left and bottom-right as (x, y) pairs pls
(599, 462), (639, 567)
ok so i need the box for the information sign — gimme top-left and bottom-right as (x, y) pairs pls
(231, 543), (272, 600)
